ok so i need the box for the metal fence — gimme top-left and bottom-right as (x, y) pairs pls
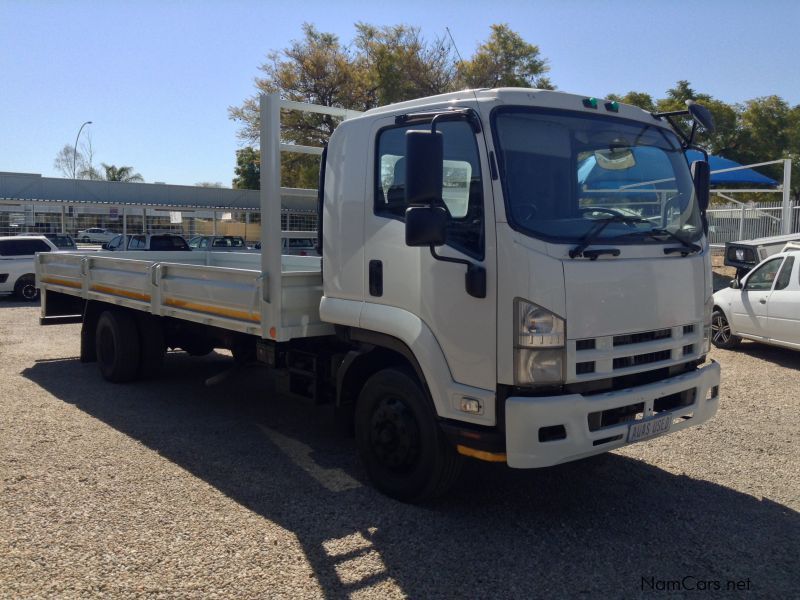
(707, 200), (800, 245)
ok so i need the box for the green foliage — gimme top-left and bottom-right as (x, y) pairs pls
(456, 24), (552, 90)
(102, 164), (144, 183)
(232, 147), (261, 190)
(606, 92), (656, 112)
(354, 23), (454, 106)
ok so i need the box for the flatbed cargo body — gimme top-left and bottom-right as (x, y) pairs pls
(37, 250), (328, 339)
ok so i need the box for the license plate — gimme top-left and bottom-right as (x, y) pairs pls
(627, 414), (672, 443)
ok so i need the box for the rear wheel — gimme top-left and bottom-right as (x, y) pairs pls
(355, 368), (462, 502)
(95, 310), (141, 382)
(711, 309), (741, 349)
(14, 276), (39, 302)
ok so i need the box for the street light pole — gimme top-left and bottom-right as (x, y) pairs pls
(72, 121), (92, 179)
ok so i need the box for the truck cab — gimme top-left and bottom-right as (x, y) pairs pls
(320, 88), (719, 476)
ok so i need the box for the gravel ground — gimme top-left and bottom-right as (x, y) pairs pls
(1, 299), (798, 599)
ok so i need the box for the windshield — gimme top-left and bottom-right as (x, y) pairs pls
(492, 107), (702, 245)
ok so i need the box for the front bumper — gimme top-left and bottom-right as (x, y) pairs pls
(505, 361), (721, 468)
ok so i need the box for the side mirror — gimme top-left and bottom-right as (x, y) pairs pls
(729, 279), (741, 289)
(405, 206), (448, 247)
(101, 243), (109, 250)
(686, 100), (715, 133)
(691, 160), (710, 213)
(405, 130), (443, 206)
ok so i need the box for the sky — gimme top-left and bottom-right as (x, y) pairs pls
(1, 0), (798, 186)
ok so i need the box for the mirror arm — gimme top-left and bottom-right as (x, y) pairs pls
(663, 115), (691, 148)
(429, 246), (487, 299)
(429, 245), (470, 267)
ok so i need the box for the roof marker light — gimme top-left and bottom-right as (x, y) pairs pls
(605, 101), (619, 112)
(582, 97), (598, 109)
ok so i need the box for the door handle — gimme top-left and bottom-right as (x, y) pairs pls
(759, 298), (767, 304)
(368, 260), (383, 297)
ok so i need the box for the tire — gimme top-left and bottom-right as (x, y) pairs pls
(136, 314), (165, 379)
(95, 310), (141, 382)
(711, 309), (741, 349)
(355, 368), (462, 503)
(14, 276), (39, 302)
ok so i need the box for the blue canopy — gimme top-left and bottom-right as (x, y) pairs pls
(578, 148), (778, 189)
(684, 150), (777, 186)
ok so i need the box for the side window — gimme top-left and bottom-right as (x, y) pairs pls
(0, 240), (16, 256)
(744, 258), (782, 291)
(8, 240), (51, 255)
(129, 236), (144, 249)
(774, 257), (795, 291)
(200, 239), (209, 249)
(374, 120), (485, 259)
(108, 236), (120, 249)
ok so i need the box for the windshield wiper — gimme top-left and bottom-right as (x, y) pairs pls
(569, 215), (649, 259)
(634, 228), (702, 255)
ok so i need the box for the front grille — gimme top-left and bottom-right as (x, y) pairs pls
(613, 349), (671, 370)
(569, 323), (701, 382)
(614, 328), (671, 346)
(576, 361), (595, 375)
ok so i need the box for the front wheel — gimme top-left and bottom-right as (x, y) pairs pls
(355, 368), (462, 503)
(711, 309), (741, 349)
(14, 276), (39, 302)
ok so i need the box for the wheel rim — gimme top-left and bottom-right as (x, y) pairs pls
(369, 396), (421, 473)
(21, 283), (38, 300)
(711, 313), (731, 344)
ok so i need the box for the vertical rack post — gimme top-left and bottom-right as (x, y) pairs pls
(781, 159), (792, 235)
(260, 93), (283, 339)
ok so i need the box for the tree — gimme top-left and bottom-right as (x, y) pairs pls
(195, 181), (225, 188)
(456, 24), (553, 90)
(606, 91), (656, 112)
(102, 164), (144, 183)
(232, 147), (261, 190)
(53, 132), (101, 179)
(354, 23), (454, 106)
(229, 23), (365, 147)
(54, 144), (84, 178)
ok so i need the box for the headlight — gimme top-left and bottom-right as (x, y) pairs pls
(516, 299), (565, 348)
(702, 296), (713, 354)
(514, 299), (565, 385)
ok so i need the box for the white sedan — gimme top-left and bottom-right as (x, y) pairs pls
(712, 249), (800, 351)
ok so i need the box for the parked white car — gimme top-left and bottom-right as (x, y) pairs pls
(77, 228), (116, 243)
(712, 249), (800, 351)
(0, 235), (59, 301)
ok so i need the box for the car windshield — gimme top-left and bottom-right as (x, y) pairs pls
(492, 107), (702, 245)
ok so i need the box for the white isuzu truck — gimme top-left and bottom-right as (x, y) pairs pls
(37, 89), (721, 501)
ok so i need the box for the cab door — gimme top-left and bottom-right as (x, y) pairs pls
(734, 257), (783, 338)
(363, 115), (497, 391)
